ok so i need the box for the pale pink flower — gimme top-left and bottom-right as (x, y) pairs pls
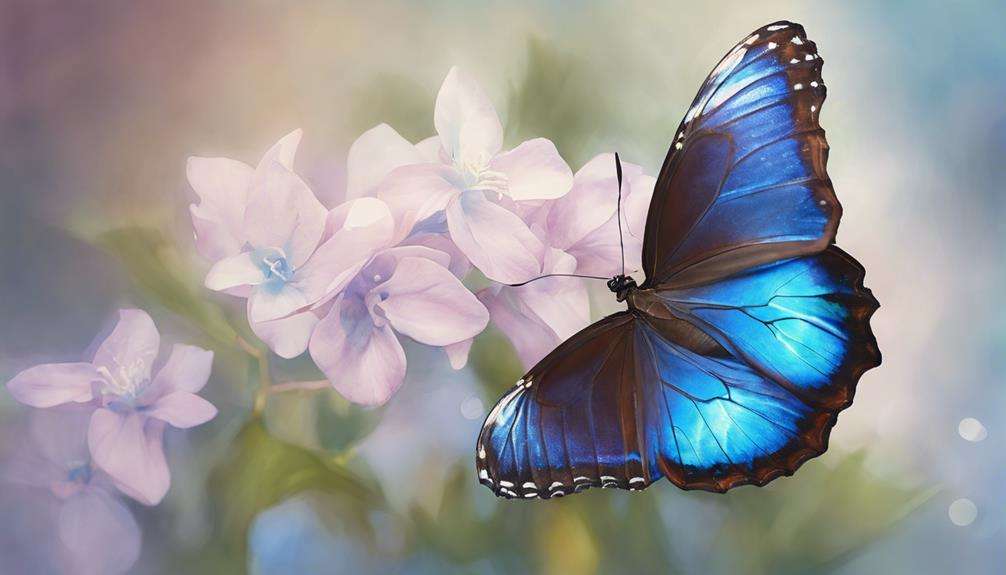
(6, 309), (216, 505)
(374, 67), (575, 284)
(4, 409), (141, 575)
(536, 153), (656, 277)
(187, 130), (305, 262)
(309, 244), (489, 407)
(192, 129), (399, 358)
(480, 154), (656, 367)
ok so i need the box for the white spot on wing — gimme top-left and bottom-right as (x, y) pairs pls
(767, 24), (788, 31)
(792, 36), (804, 45)
(767, 41), (778, 49)
(794, 83), (804, 90)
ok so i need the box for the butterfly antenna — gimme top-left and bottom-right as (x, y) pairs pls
(615, 152), (626, 277)
(506, 273), (610, 288)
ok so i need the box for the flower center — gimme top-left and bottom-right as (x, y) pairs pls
(458, 158), (508, 199)
(253, 247), (294, 293)
(66, 462), (92, 485)
(96, 358), (148, 397)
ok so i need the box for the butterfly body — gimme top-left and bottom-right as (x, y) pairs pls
(477, 21), (880, 499)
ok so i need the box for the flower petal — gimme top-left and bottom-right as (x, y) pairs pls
(375, 257), (488, 346)
(58, 489), (141, 575)
(478, 288), (559, 369)
(402, 232), (471, 278)
(346, 124), (425, 200)
(92, 309), (160, 385)
(310, 296), (407, 407)
(248, 285), (311, 323)
(446, 191), (544, 284)
(489, 138), (573, 201)
(204, 251), (266, 291)
(509, 248), (590, 342)
(88, 410), (170, 505)
(145, 391), (217, 428)
(146, 344), (214, 398)
(567, 170), (654, 277)
(414, 135), (446, 162)
(186, 156), (253, 261)
(544, 153), (620, 248)
(29, 408), (93, 469)
(444, 338), (473, 370)
(6, 363), (98, 408)
(434, 67), (502, 165)
(250, 311), (319, 359)
(257, 129), (303, 171)
(294, 197), (395, 306)
(245, 161), (327, 267)
(375, 163), (459, 242)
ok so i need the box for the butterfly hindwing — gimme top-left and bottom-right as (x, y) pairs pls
(663, 246), (881, 410)
(641, 21), (837, 289)
(476, 248), (879, 498)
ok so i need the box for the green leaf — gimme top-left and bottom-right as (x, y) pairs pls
(93, 226), (237, 348)
(468, 326), (524, 398)
(348, 74), (432, 144)
(316, 389), (386, 454)
(506, 36), (613, 169)
(207, 419), (383, 560)
(715, 451), (938, 574)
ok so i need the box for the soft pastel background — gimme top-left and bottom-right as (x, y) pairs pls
(2, 0), (1003, 573)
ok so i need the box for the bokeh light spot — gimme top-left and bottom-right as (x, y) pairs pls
(460, 396), (484, 420)
(958, 417), (988, 442)
(948, 498), (978, 526)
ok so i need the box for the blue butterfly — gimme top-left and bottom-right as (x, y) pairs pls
(476, 21), (881, 499)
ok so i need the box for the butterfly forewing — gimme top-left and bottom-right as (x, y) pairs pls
(641, 21), (837, 289)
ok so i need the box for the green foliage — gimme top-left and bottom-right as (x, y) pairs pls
(505, 36), (613, 169)
(348, 74), (434, 144)
(715, 452), (937, 574)
(94, 226), (237, 349)
(207, 419), (383, 561)
(468, 326), (524, 397)
(316, 389), (386, 454)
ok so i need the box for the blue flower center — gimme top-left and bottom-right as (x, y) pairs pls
(253, 248), (294, 293)
(67, 463), (92, 485)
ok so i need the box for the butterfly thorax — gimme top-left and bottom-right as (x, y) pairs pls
(607, 275), (637, 303)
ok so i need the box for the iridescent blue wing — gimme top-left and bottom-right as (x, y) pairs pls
(662, 247), (881, 411)
(641, 21), (837, 288)
(476, 247), (878, 498)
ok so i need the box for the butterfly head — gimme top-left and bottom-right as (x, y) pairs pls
(607, 274), (637, 302)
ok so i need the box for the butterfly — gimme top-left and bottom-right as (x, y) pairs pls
(475, 21), (881, 499)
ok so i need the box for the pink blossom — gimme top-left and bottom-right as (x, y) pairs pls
(188, 130), (305, 263)
(5, 410), (141, 575)
(537, 153), (656, 277)
(309, 244), (489, 406)
(480, 154), (656, 367)
(191, 130), (400, 359)
(374, 67), (575, 284)
(6, 309), (217, 505)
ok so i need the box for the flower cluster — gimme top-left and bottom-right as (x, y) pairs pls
(189, 67), (655, 404)
(5, 309), (216, 573)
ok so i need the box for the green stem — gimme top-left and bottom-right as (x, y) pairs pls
(236, 335), (271, 416)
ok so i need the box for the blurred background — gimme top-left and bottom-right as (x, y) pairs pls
(2, 0), (1003, 573)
